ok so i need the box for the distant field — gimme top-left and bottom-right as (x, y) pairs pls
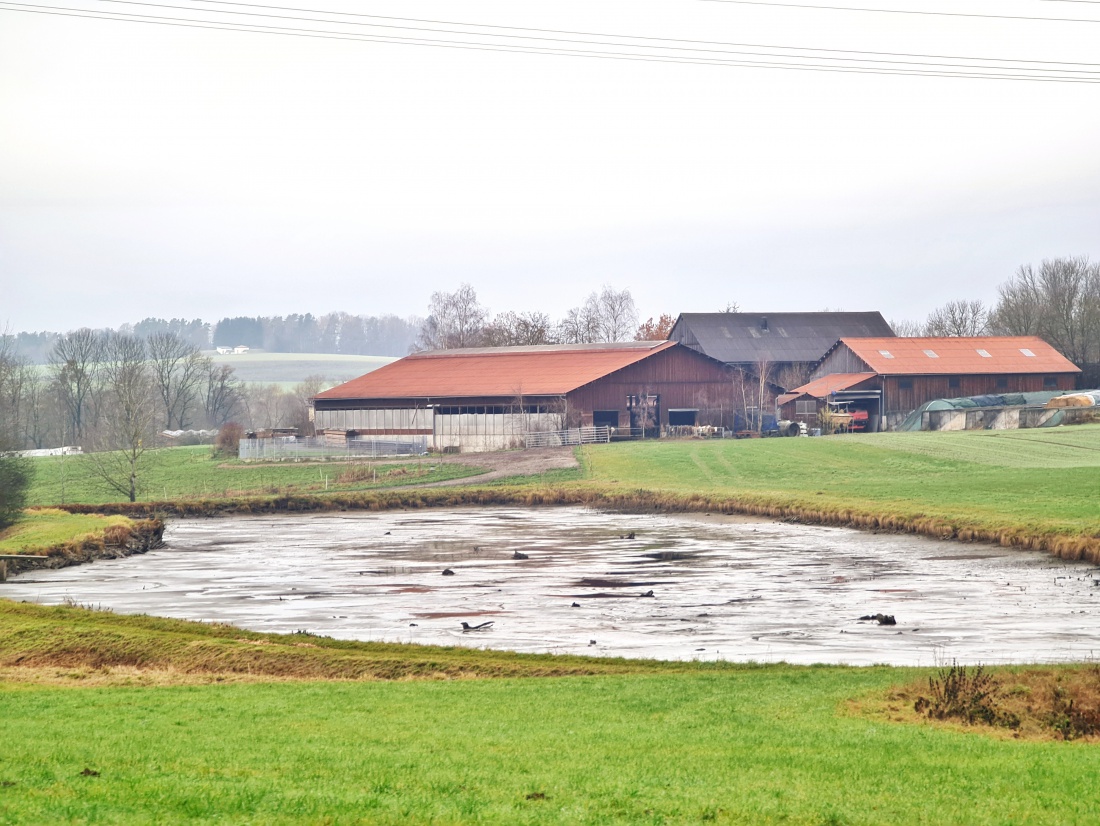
(207, 351), (395, 386)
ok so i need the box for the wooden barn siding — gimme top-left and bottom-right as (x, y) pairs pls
(567, 348), (733, 426)
(812, 346), (872, 379)
(882, 374), (1077, 414)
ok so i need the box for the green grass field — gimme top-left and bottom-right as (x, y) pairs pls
(2, 603), (1100, 825)
(25, 446), (485, 506)
(0, 509), (133, 556)
(5, 428), (1100, 822)
(207, 351), (395, 386)
(577, 426), (1100, 543)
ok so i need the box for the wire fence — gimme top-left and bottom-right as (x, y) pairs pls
(523, 426), (612, 448)
(239, 436), (429, 461)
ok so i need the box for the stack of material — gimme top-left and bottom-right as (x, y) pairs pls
(1046, 391), (1100, 408)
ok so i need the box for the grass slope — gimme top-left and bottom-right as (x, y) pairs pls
(0, 509), (132, 556)
(25, 446), (485, 506)
(3, 604), (1100, 824)
(579, 426), (1100, 545)
(208, 352), (394, 386)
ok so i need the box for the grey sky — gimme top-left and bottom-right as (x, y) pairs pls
(2, 0), (1098, 334)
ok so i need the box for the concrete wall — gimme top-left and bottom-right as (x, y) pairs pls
(924, 406), (1094, 431)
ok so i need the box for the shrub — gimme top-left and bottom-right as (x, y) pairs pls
(914, 661), (1018, 728)
(214, 422), (245, 458)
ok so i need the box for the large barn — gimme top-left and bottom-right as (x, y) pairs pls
(670, 312), (896, 389)
(311, 341), (739, 452)
(778, 336), (1081, 430)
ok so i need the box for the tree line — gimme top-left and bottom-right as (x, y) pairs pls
(413, 284), (675, 350)
(6, 313), (424, 364)
(892, 256), (1099, 372)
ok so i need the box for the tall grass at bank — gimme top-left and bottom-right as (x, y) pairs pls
(25, 446), (485, 506)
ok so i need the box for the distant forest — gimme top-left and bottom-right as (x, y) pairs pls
(8, 313), (422, 364)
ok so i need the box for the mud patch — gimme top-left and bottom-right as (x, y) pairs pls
(5, 507), (1100, 665)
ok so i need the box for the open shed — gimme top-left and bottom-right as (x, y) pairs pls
(311, 341), (738, 452)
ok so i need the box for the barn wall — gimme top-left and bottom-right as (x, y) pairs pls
(882, 373), (1077, 414)
(567, 347), (735, 429)
(812, 346), (872, 379)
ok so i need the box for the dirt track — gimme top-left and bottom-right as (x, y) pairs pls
(413, 447), (579, 487)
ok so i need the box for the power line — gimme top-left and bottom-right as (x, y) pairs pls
(109, 0), (1100, 70)
(2, 2), (1099, 83)
(696, 0), (1100, 24)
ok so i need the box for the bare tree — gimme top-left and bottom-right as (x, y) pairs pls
(203, 363), (243, 427)
(414, 283), (488, 351)
(889, 318), (925, 338)
(86, 334), (156, 503)
(924, 300), (990, 337)
(148, 332), (209, 429)
(559, 286), (638, 343)
(49, 328), (106, 439)
(482, 311), (556, 346)
(990, 256), (1100, 365)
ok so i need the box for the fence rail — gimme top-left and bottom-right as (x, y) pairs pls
(239, 436), (429, 461)
(523, 426), (612, 449)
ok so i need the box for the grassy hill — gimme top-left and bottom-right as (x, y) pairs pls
(207, 351), (395, 386)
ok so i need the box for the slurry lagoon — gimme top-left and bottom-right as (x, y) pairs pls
(6, 507), (1100, 665)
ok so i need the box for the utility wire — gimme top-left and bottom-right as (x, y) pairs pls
(120, 0), (1100, 69)
(3, 2), (1099, 82)
(696, 0), (1100, 24)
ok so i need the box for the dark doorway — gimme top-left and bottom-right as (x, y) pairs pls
(668, 409), (697, 426)
(593, 410), (620, 428)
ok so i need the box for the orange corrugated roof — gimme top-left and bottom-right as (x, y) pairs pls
(784, 373), (878, 401)
(837, 337), (1079, 375)
(315, 341), (680, 400)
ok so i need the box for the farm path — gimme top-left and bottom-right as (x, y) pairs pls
(402, 447), (579, 488)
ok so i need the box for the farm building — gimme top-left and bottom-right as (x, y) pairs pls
(311, 341), (740, 452)
(670, 312), (895, 390)
(778, 336), (1081, 431)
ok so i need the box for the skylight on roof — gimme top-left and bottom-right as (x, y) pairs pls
(878, 350), (894, 359)
(1020, 348), (1036, 357)
(976, 349), (992, 358)
(923, 349), (939, 358)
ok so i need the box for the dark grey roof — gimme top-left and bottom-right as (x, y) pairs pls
(671, 312), (895, 365)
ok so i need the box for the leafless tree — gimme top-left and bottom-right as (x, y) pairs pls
(924, 300), (990, 337)
(49, 328), (106, 439)
(203, 363), (243, 427)
(148, 332), (209, 429)
(482, 311), (556, 346)
(990, 256), (1100, 365)
(414, 283), (488, 351)
(889, 318), (925, 338)
(86, 334), (156, 502)
(559, 286), (638, 343)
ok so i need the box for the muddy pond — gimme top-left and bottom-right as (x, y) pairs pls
(6, 507), (1100, 665)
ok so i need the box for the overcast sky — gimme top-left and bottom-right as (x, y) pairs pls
(2, 0), (1098, 334)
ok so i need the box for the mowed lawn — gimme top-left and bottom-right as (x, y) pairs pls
(580, 425), (1100, 539)
(3, 663), (1100, 824)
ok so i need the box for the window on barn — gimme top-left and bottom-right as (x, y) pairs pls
(923, 349), (939, 358)
(593, 410), (620, 428)
(948, 377), (961, 390)
(1020, 348), (1036, 357)
(976, 349), (992, 358)
(996, 377), (1008, 389)
(878, 350), (894, 359)
(898, 379), (913, 390)
(1044, 377), (1058, 389)
(795, 400), (816, 415)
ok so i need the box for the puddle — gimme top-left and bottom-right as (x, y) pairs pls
(5, 507), (1100, 665)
